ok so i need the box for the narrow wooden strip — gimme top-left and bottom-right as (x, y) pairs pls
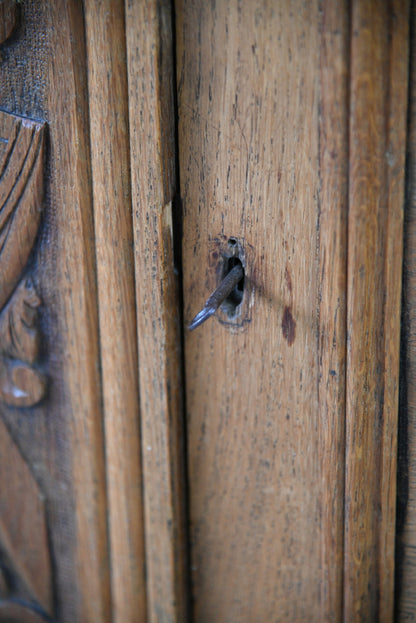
(83, 2), (146, 621)
(396, 4), (416, 619)
(344, 2), (409, 620)
(318, 2), (349, 618)
(126, 1), (188, 621)
(47, 2), (111, 620)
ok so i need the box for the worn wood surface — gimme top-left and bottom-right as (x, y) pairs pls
(0, 1), (410, 621)
(0, 1), (186, 620)
(177, 1), (349, 620)
(46, 3), (111, 619)
(0, 417), (52, 613)
(126, 1), (188, 621)
(344, 3), (409, 621)
(0, 0), (16, 44)
(0, 113), (44, 312)
(396, 3), (416, 620)
(0, 112), (47, 408)
(84, 2), (146, 621)
(177, 0), (409, 620)
(0, 2), (111, 621)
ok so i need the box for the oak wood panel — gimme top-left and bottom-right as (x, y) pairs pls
(45, 2), (111, 620)
(84, 2), (146, 621)
(126, 1), (188, 621)
(177, 1), (348, 620)
(396, 4), (416, 619)
(344, 3), (409, 621)
(1, 1), (112, 620)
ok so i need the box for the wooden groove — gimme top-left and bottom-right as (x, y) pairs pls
(395, 2), (416, 619)
(126, 1), (188, 621)
(47, 2), (111, 620)
(317, 2), (349, 619)
(344, 2), (409, 620)
(83, 1), (147, 621)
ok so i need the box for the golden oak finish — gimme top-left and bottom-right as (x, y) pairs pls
(84, 2), (146, 621)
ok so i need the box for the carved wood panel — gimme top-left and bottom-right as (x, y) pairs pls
(0, 112), (47, 408)
(0, 2), (109, 621)
(0, 111), (53, 621)
(1, 1), (176, 621)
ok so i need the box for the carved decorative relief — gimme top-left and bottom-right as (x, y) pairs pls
(0, 419), (53, 622)
(0, 23), (55, 623)
(0, 111), (47, 407)
(0, 0), (16, 45)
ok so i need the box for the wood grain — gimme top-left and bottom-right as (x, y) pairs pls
(0, 1), (113, 618)
(126, 1), (188, 621)
(0, 418), (52, 613)
(0, 113), (44, 311)
(177, 1), (348, 620)
(46, 2), (111, 620)
(344, 2), (409, 621)
(84, 2), (146, 621)
(396, 3), (416, 619)
(317, 3), (349, 618)
(0, 112), (47, 408)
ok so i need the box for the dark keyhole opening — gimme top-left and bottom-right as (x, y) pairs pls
(222, 256), (245, 317)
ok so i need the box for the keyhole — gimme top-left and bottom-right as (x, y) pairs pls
(221, 256), (245, 316)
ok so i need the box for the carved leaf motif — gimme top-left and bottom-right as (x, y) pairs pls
(0, 112), (47, 407)
(0, 360), (46, 407)
(0, 111), (45, 313)
(0, 278), (41, 365)
(0, 419), (52, 614)
(0, 278), (46, 407)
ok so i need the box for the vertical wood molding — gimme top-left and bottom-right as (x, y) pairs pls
(344, 2), (409, 620)
(396, 3), (416, 619)
(126, 1), (188, 621)
(318, 2), (349, 618)
(47, 2), (111, 620)
(83, 2), (147, 621)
